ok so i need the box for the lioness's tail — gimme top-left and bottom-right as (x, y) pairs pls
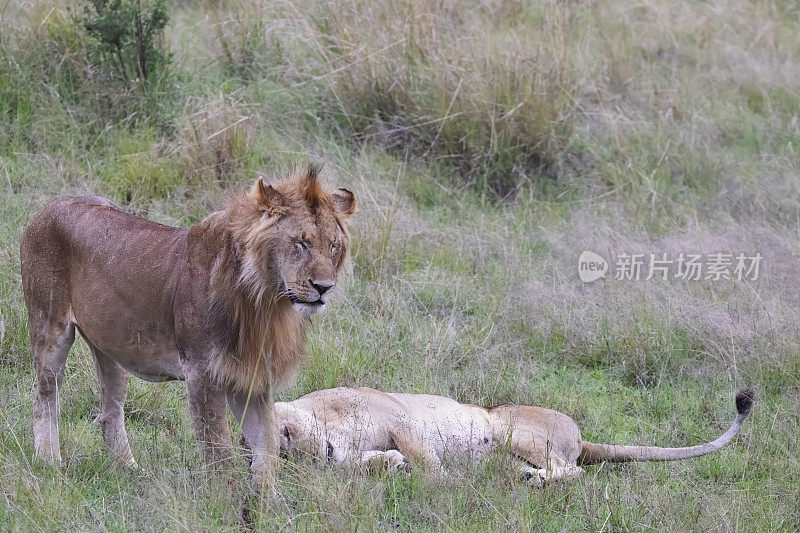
(578, 389), (754, 465)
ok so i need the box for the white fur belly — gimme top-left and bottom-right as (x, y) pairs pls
(391, 393), (496, 463)
(127, 366), (184, 382)
(421, 413), (494, 463)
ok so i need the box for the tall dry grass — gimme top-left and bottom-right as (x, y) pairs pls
(201, 0), (576, 196)
(178, 92), (255, 182)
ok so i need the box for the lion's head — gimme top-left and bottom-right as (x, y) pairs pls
(273, 401), (342, 463)
(274, 402), (316, 456)
(206, 166), (356, 394)
(232, 166), (355, 315)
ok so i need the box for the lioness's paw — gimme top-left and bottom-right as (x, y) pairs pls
(522, 468), (547, 487)
(384, 450), (411, 473)
(397, 460), (412, 474)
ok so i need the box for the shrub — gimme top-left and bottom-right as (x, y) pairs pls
(81, 0), (169, 82)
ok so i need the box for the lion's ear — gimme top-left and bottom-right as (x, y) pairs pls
(250, 177), (281, 208)
(332, 187), (355, 217)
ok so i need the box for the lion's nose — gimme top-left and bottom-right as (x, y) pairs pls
(309, 279), (334, 296)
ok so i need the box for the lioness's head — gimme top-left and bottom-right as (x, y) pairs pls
(273, 402), (329, 460)
(234, 166), (355, 315)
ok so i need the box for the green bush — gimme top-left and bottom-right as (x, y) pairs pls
(81, 0), (169, 82)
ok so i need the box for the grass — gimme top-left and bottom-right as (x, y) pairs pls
(1, 0), (799, 530)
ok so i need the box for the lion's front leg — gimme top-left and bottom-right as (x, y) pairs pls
(227, 390), (276, 489)
(391, 431), (443, 474)
(185, 367), (233, 476)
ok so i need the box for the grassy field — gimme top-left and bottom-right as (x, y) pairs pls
(1, 0), (799, 530)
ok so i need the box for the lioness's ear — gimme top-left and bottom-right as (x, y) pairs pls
(332, 187), (355, 217)
(250, 177), (280, 208)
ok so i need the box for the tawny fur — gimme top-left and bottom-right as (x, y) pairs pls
(275, 387), (754, 485)
(204, 203), (305, 395)
(20, 166), (355, 485)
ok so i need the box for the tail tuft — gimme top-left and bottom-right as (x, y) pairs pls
(735, 388), (755, 417)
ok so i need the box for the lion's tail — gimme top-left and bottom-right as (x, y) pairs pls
(577, 389), (754, 465)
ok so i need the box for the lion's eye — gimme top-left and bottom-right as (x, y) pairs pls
(284, 426), (291, 442)
(295, 241), (309, 253)
(330, 242), (338, 255)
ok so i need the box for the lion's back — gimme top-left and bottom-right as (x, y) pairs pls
(21, 195), (188, 335)
(23, 195), (179, 249)
(24, 194), (185, 256)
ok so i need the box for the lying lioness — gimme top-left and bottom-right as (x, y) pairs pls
(274, 387), (754, 484)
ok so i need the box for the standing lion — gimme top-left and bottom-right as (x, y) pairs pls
(20, 166), (355, 486)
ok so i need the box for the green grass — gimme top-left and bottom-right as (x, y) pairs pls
(1, 0), (799, 530)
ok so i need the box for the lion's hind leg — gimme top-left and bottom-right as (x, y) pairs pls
(29, 313), (75, 465)
(507, 425), (585, 486)
(506, 406), (584, 486)
(90, 344), (137, 470)
(516, 460), (585, 486)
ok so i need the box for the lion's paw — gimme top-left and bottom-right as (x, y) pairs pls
(384, 450), (411, 474)
(522, 468), (547, 487)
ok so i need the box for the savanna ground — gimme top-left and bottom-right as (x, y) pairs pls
(1, 0), (799, 530)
